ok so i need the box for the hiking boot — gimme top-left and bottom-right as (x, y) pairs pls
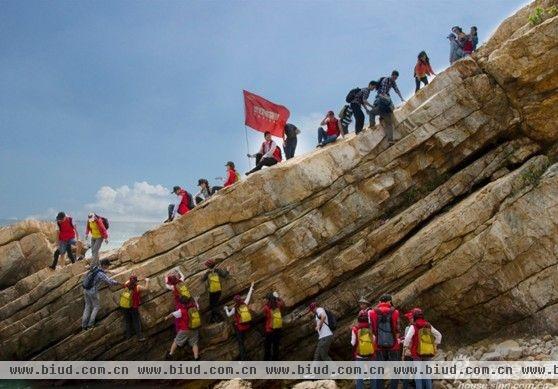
(164, 352), (173, 360)
(48, 265), (56, 270)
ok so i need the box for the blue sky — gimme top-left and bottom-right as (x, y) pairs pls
(0, 0), (527, 221)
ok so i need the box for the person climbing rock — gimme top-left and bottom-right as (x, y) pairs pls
(81, 259), (120, 330)
(165, 296), (202, 360)
(246, 132), (282, 175)
(84, 212), (109, 268)
(368, 294), (401, 389)
(224, 281), (255, 360)
(403, 308), (442, 389)
(50, 211), (79, 270)
(414, 51), (436, 92)
(262, 291), (284, 361)
(347, 81), (379, 134)
(308, 302), (334, 361)
(202, 259), (230, 323)
(377, 70), (406, 103)
(283, 123), (300, 160)
(351, 310), (376, 389)
(120, 274), (150, 341)
(317, 111), (342, 147)
(164, 267), (187, 307)
(166, 186), (193, 222)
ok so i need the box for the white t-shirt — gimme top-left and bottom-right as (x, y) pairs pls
(315, 307), (333, 339)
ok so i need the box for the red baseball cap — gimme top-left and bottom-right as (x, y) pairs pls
(307, 302), (318, 312)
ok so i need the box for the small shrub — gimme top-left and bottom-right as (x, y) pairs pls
(528, 7), (545, 25)
(547, 5), (558, 17)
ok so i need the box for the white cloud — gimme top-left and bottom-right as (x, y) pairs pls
(85, 181), (171, 222)
(26, 207), (58, 221)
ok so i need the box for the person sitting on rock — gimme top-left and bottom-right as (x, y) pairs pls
(212, 161), (241, 194)
(202, 259), (230, 323)
(81, 258), (121, 330)
(317, 111), (342, 147)
(120, 274), (150, 341)
(224, 281), (255, 360)
(164, 267), (186, 307)
(50, 211), (79, 270)
(403, 308), (442, 389)
(194, 179), (214, 206)
(165, 296), (201, 361)
(262, 291), (285, 361)
(246, 131), (282, 175)
(351, 309), (376, 389)
(165, 186), (193, 222)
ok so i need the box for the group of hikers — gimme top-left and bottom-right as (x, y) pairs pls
(448, 25), (478, 64)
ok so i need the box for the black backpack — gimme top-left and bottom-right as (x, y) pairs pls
(100, 216), (109, 230)
(345, 88), (361, 103)
(82, 268), (103, 290)
(375, 307), (396, 348)
(318, 309), (337, 332)
(377, 77), (386, 87)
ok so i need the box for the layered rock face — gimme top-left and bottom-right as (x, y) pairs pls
(1, 0), (557, 362)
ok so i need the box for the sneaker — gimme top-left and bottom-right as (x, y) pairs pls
(194, 356), (200, 361)
(316, 143), (323, 148)
(165, 352), (172, 360)
(48, 265), (56, 270)
(138, 337), (147, 342)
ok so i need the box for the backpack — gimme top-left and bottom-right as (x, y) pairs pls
(237, 304), (252, 324)
(339, 105), (348, 119)
(320, 309), (337, 332)
(82, 268), (102, 290)
(100, 216), (109, 230)
(356, 328), (375, 356)
(188, 306), (201, 329)
(207, 271), (222, 293)
(186, 191), (195, 210)
(176, 282), (191, 299)
(375, 307), (396, 348)
(271, 308), (282, 329)
(345, 87), (361, 103)
(417, 325), (436, 357)
(119, 289), (132, 308)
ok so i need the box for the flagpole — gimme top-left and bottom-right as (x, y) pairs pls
(244, 125), (251, 168)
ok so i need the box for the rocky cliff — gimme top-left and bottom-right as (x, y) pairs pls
(1, 0), (557, 362)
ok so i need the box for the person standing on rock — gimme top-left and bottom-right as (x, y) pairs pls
(317, 111), (342, 147)
(81, 259), (120, 330)
(165, 296), (201, 360)
(403, 308), (442, 389)
(377, 71), (406, 104)
(348, 81), (378, 134)
(448, 33), (464, 64)
(414, 51), (436, 93)
(120, 274), (150, 341)
(224, 282), (255, 360)
(351, 309), (376, 389)
(262, 292), (285, 361)
(470, 26), (478, 51)
(339, 104), (353, 135)
(202, 259), (230, 323)
(84, 212), (109, 268)
(400, 308), (420, 389)
(283, 123), (300, 160)
(308, 302), (334, 361)
(165, 186), (192, 222)
(49, 212), (79, 270)
(358, 296), (371, 313)
(368, 294), (401, 389)
(246, 131), (282, 175)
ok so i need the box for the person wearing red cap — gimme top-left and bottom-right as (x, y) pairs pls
(399, 308), (420, 389)
(308, 302), (333, 361)
(403, 309), (442, 389)
(317, 111), (342, 147)
(368, 294), (400, 389)
(121, 274), (150, 341)
(164, 268), (186, 307)
(224, 282), (255, 360)
(262, 291), (285, 360)
(165, 296), (201, 361)
(351, 310), (376, 389)
(202, 259), (230, 323)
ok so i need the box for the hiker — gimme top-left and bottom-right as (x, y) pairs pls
(283, 123), (300, 160)
(81, 259), (120, 330)
(470, 26), (478, 51)
(262, 292), (285, 361)
(453, 26), (473, 56)
(164, 267), (187, 307)
(166, 186), (192, 222)
(347, 81), (379, 134)
(351, 310), (376, 389)
(308, 302), (334, 361)
(120, 274), (150, 341)
(224, 281), (255, 360)
(448, 33), (463, 64)
(339, 105), (353, 135)
(50, 212), (79, 269)
(317, 111), (342, 147)
(377, 71), (406, 103)
(213, 162), (240, 193)
(246, 131), (282, 175)
(358, 296), (371, 313)
(403, 308), (442, 389)
(84, 212), (109, 268)
(400, 308), (420, 389)
(414, 51), (436, 92)
(202, 259), (230, 323)
(368, 294), (401, 389)
(165, 296), (201, 360)
(194, 179), (214, 205)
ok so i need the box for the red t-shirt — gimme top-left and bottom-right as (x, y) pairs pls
(326, 118), (340, 137)
(224, 169), (238, 187)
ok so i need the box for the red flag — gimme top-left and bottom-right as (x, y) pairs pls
(243, 90), (290, 138)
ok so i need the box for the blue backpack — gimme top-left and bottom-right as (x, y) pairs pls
(82, 268), (103, 290)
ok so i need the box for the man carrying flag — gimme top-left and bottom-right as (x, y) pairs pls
(245, 131), (282, 175)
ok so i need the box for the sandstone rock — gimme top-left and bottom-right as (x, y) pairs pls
(0, 0), (557, 363)
(291, 381), (338, 389)
(213, 379), (252, 389)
